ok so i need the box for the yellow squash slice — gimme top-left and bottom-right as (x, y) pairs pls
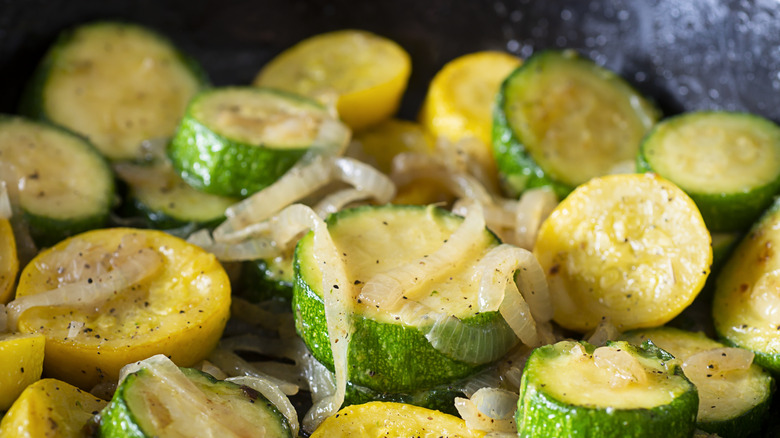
(0, 333), (45, 411)
(12, 228), (230, 389)
(311, 401), (485, 438)
(0, 378), (106, 437)
(533, 173), (712, 332)
(254, 30), (411, 131)
(0, 218), (18, 304)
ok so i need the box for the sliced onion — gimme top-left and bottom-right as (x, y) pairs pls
(585, 318), (621, 346)
(455, 388), (517, 433)
(226, 375), (300, 438)
(593, 345), (648, 388)
(392, 153), (493, 204)
(514, 187), (557, 251)
(498, 281), (539, 347)
(207, 348), (299, 396)
(247, 361), (308, 389)
(7, 235), (163, 329)
(198, 360), (229, 380)
(359, 204), (486, 310)
(0, 181), (11, 219)
(461, 370), (503, 398)
(683, 347), (755, 378)
(314, 188), (374, 217)
(189, 228), (279, 262)
(220, 333), (301, 363)
(228, 298), (297, 339)
(113, 161), (172, 188)
(66, 320), (85, 339)
(750, 270), (780, 325)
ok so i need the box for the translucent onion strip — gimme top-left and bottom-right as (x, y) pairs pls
(314, 188), (373, 217)
(682, 347), (755, 378)
(593, 346), (649, 388)
(207, 348), (299, 396)
(0, 181), (11, 219)
(188, 229), (278, 262)
(227, 375), (300, 438)
(514, 187), (557, 251)
(359, 205), (486, 310)
(585, 318), (621, 347)
(6, 236), (163, 329)
(392, 153), (493, 205)
(455, 388), (517, 433)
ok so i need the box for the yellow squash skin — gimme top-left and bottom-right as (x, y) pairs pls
(533, 173), (712, 332)
(254, 30), (411, 131)
(14, 228), (231, 389)
(311, 401), (485, 438)
(0, 333), (45, 411)
(0, 218), (18, 304)
(0, 378), (106, 438)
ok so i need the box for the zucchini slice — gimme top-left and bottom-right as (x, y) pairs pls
(533, 173), (712, 332)
(100, 356), (292, 438)
(493, 50), (659, 197)
(115, 159), (238, 231)
(293, 205), (517, 393)
(638, 111), (780, 232)
(311, 401), (484, 438)
(21, 21), (206, 161)
(11, 228), (231, 390)
(253, 29), (411, 131)
(0, 116), (114, 247)
(0, 378), (106, 437)
(622, 327), (774, 438)
(169, 86), (348, 197)
(713, 198), (780, 374)
(0, 218), (18, 304)
(516, 340), (698, 438)
(239, 254), (294, 303)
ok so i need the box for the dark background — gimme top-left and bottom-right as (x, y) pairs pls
(1, 0), (779, 122)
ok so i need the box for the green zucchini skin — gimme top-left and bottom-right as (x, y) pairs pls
(343, 377), (464, 417)
(100, 367), (292, 438)
(713, 198), (780, 375)
(292, 204), (518, 393)
(238, 257), (294, 303)
(168, 87), (327, 198)
(19, 21), (208, 162)
(637, 111), (780, 233)
(622, 327), (775, 438)
(492, 50), (658, 199)
(516, 341), (698, 438)
(0, 116), (114, 248)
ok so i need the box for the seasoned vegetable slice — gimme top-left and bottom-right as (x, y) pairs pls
(516, 340), (698, 438)
(714, 198), (780, 373)
(21, 21), (206, 161)
(534, 173), (712, 332)
(311, 401), (485, 438)
(100, 355), (292, 438)
(115, 159), (238, 231)
(0, 116), (114, 247)
(0, 333), (45, 411)
(493, 50), (659, 197)
(254, 30), (411, 130)
(0, 378), (106, 438)
(638, 111), (780, 232)
(293, 205), (519, 393)
(10, 228), (230, 389)
(169, 86), (348, 197)
(622, 327), (774, 438)
(0, 218), (18, 304)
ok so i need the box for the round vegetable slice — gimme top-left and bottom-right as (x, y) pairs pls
(293, 205), (519, 393)
(713, 198), (780, 373)
(622, 327), (774, 438)
(0, 332), (44, 411)
(493, 50), (659, 197)
(351, 118), (434, 174)
(0, 116), (114, 247)
(516, 340), (698, 438)
(310, 401), (485, 438)
(21, 21), (207, 161)
(253, 29), (411, 131)
(533, 173), (712, 332)
(420, 51), (521, 147)
(0, 378), (106, 437)
(11, 228), (230, 389)
(169, 86), (349, 197)
(100, 355), (292, 438)
(637, 111), (780, 232)
(0, 218), (18, 304)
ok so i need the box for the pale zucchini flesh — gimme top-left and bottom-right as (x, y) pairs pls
(23, 21), (206, 161)
(0, 116), (113, 246)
